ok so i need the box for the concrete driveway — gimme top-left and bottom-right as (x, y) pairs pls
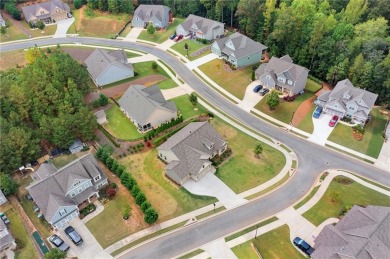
(183, 173), (247, 209)
(56, 218), (111, 259)
(308, 113), (336, 146)
(53, 18), (75, 38)
(157, 38), (177, 50)
(237, 80), (264, 112)
(123, 27), (143, 42)
(186, 53), (218, 70)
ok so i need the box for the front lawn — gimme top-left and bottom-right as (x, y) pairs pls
(126, 51), (141, 58)
(232, 241), (259, 259)
(171, 39), (210, 61)
(303, 176), (390, 226)
(67, 7), (80, 34)
(103, 105), (143, 141)
(327, 108), (387, 158)
(0, 50), (27, 71)
(198, 59), (255, 100)
(296, 106), (315, 133)
(0, 19), (28, 42)
(138, 18), (184, 43)
(305, 78), (322, 93)
(133, 61), (170, 78)
(211, 118), (286, 193)
(21, 21), (57, 38)
(171, 95), (208, 120)
(255, 93), (314, 124)
(157, 78), (178, 89)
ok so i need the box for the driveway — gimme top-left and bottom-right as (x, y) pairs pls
(157, 39), (177, 51)
(53, 18), (75, 38)
(56, 218), (111, 258)
(183, 172), (247, 209)
(161, 85), (187, 100)
(308, 113), (336, 146)
(186, 53), (218, 70)
(237, 80), (264, 112)
(123, 27), (143, 42)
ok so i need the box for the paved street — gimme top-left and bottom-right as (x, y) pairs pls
(1, 38), (389, 259)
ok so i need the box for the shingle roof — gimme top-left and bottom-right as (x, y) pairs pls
(312, 205), (390, 259)
(21, 0), (70, 23)
(84, 48), (133, 82)
(214, 32), (267, 59)
(179, 14), (223, 35)
(0, 13), (5, 24)
(0, 220), (14, 249)
(32, 163), (57, 181)
(158, 122), (226, 180)
(0, 190), (6, 205)
(27, 154), (107, 222)
(117, 84), (177, 126)
(134, 4), (170, 23)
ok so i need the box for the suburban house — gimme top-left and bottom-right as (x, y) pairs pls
(21, 0), (71, 24)
(132, 4), (171, 28)
(95, 110), (107, 125)
(157, 122), (228, 185)
(311, 205), (390, 259)
(0, 220), (15, 252)
(0, 13), (6, 27)
(84, 48), (134, 87)
(211, 32), (267, 68)
(255, 55), (309, 95)
(0, 190), (6, 205)
(26, 154), (108, 229)
(315, 79), (378, 125)
(176, 14), (224, 41)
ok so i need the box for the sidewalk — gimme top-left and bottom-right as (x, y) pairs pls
(127, 53), (157, 63)
(185, 53), (218, 70)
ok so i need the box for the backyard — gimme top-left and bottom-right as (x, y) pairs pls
(20, 198), (52, 239)
(198, 59), (255, 100)
(0, 19), (28, 42)
(138, 18), (184, 43)
(327, 108), (387, 158)
(171, 95), (208, 120)
(171, 39), (211, 61)
(305, 78), (322, 93)
(51, 151), (90, 168)
(303, 175), (390, 226)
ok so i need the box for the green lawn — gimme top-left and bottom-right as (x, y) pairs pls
(303, 176), (390, 226)
(21, 21), (57, 38)
(6, 208), (38, 259)
(51, 154), (78, 168)
(67, 8), (80, 34)
(126, 51), (141, 58)
(198, 59), (255, 100)
(171, 39), (210, 61)
(171, 95), (208, 120)
(157, 78), (178, 89)
(211, 118), (286, 193)
(0, 19), (28, 42)
(255, 93), (314, 124)
(133, 61), (170, 78)
(20, 198), (52, 239)
(253, 225), (305, 259)
(232, 241), (259, 259)
(138, 18), (184, 43)
(305, 78), (322, 93)
(327, 108), (387, 158)
(103, 105), (143, 140)
(296, 106), (315, 133)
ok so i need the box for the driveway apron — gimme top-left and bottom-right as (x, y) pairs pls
(53, 18), (75, 38)
(237, 80), (264, 112)
(124, 27), (143, 42)
(308, 113), (336, 145)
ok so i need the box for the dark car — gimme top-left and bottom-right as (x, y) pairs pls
(169, 34), (176, 40)
(313, 106), (323, 118)
(259, 88), (269, 96)
(0, 213), (10, 225)
(293, 237), (315, 256)
(329, 115), (339, 127)
(26, 194), (33, 201)
(253, 85), (263, 93)
(49, 235), (70, 252)
(174, 34), (183, 42)
(64, 226), (83, 246)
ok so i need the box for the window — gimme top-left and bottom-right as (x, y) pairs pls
(78, 188), (82, 193)
(94, 175), (101, 181)
(74, 181), (81, 187)
(287, 80), (293, 85)
(266, 75), (271, 79)
(164, 156), (167, 160)
(59, 209), (66, 216)
(277, 77), (285, 83)
(70, 192), (76, 197)
(160, 153), (163, 157)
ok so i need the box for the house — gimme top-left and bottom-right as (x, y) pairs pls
(0, 190), (7, 205)
(26, 154), (108, 229)
(132, 5), (171, 28)
(69, 139), (83, 154)
(0, 13), (6, 27)
(255, 55), (309, 95)
(315, 79), (378, 125)
(157, 122), (228, 185)
(176, 14), (224, 41)
(211, 32), (267, 68)
(0, 220), (15, 252)
(84, 48), (134, 87)
(95, 110), (107, 125)
(118, 84), (177, 133)
(311, 205), (390, 259)
(21, 0), (70, 24)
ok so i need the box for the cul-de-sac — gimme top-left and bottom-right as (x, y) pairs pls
(0, 0), (389, 258)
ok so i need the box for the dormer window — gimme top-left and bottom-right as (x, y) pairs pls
(94, 175), (101, 182)
(74, 181), (81, 187)
(277, 77), (285, 83)
(70, 192), (76, 197)
(59, 209), (67, 216)
(266, 75), (271, 79)
(287, 80), (293, 85)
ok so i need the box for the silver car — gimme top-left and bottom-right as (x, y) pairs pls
(49, 234), (70, 252)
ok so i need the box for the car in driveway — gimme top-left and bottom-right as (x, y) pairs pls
(174, 34), (183, 42)
(0, 212), (10, 225)
(253, 85), (263, 93)
(169, 34), (176, 40)
(49, 234), (70, 252)
(259, 88), (269, 96)
(65, 226), (83, 246)
(293, 237), (314, 256)
(313, 106), (323, 118)
(328, 115), (339, 127)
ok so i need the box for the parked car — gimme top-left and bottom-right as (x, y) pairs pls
(259, 88), (269, 96)
(169, 34), (176, 40)
(174, 34), (183, 42)
(33, 205), (40, 212)
(293, 237), (315, 256)
(64, 226), (83, 246)
(26, 194), (33, 201)
(49, 235), (70, 252)
(283, 95), (296, 102)
(253, 85), (263, 93)
(365, 115), (372, 124)
(329, 115), (339, 127)
(313, 106), (323, 118)
(0, 212), (10, 225)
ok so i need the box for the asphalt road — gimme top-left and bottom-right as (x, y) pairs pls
(1, 38), (389, 258)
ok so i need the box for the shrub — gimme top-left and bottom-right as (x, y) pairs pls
(110, 182), (118, 189)
(152, 61), (158, 70)
(251, 70), (255, 81)
(134, 71), (139, 76)
(106, 187), (117, 198)
(131, 185), (140, 197)
(334, 176), (354, 185)
(0, 26), (6, 35)
(144, 208), (158, 224)
(123, 205), (131, 220)
(135, 192), (147, 205)
(105, 157), (114, 169)
(0, 173), (18, 196)
(140, 201), (151, 212)
(115, 165), (125, 177)
(147, 23), (155, 34)
(110, 160), (119, 171)
(74, 0), (82, 9)
(36, 20), (45, 30)
(207, 111), (214, 118)
(202, 39), (207, 44)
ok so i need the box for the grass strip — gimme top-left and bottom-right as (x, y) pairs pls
(291, 160), (297, 169)
(196, 206), (226, 221)
(158, 59), (176, 76)
(348, 172), (390, 191)
(225, 216), (278, 242)
(324, 144), (375, 163)
(177, 249), (205, 259)
(293, 185), (321, 210)
(280, 144), (290, 152)
(246, 173), (290, 200)
(111, 220), (187, 256)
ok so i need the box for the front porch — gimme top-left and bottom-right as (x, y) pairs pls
(78, 193), (98, 211)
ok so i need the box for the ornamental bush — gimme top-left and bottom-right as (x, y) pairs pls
(144, 208), (158, 224)
(131, 185), (140, 197)
(135, 192), (147, 205)
(140, 201), (151, 212)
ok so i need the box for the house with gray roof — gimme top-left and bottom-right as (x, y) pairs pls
(0, 220), (15, 252)
(21, 0), (70, 24)
(85, 48), (134, 87)
(315, 79), (378, 125)
(176, 14), (224, 41)
(118, 85), (177, 133)
(26, 154), (108, 229)
(312, 205), (390, 259)
(132, 4), (171, 28)
(157, 122), (228, 185)
(255, 55), (309, 95)
(0, 190), (7, 205)
(0, 13), (6, 27)
(211, 32), (267, 68)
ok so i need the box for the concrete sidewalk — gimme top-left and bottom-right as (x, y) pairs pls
(185, 53), (218, 70)
(201, 238), (237, 259)
(127, 53), (157, 63)
(157, 38), (177, 50)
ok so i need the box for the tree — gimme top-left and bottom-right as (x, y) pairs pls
(0, 26), (6, 35)
(5, 2), (21, 20)
(0, 173), (18, 196)
(25, 47), (44, 64)
(253, 143), (263, 158)
(108, 0), (119, 14)
(131, 185), (140, 197)
(184, 42), (189, 56)
(151, 61), (158, 70)
(74, 0), (82, 9)
(343, 0), (368, 25)
(135, 192), (147, 205)
(36, 20), (45, 30)
(141, 201), (151, 212)
(144, 208), (158, 224)
(45, 248), (66, 259)
(147, 23), (155, 35)
(188, 93), (198, 107)
(265, 90), (280, 110)
(120, 0), (134, 13)
(123, 205), (131, 220)
(227, 0), (239, 27)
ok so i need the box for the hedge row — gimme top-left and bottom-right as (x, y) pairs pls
(96, 147), (158, 224)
